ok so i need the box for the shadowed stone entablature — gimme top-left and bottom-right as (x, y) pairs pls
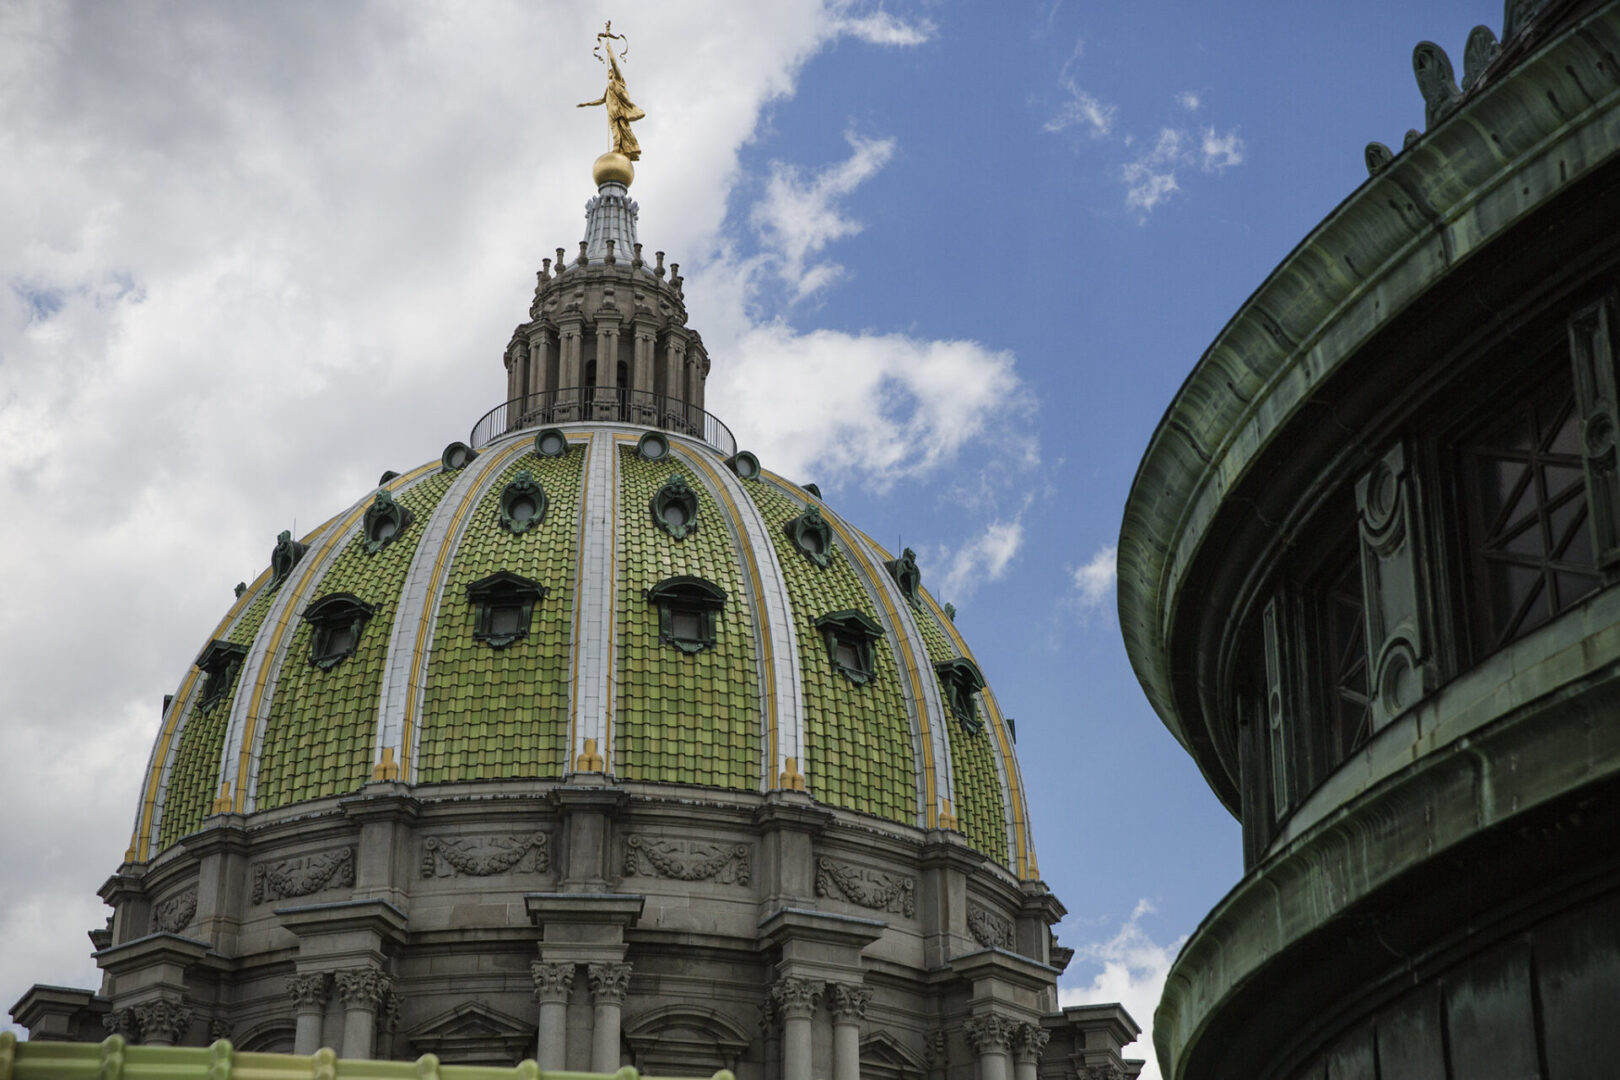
(525, 892), (645, 967)
(758, 906), (885, 985)
(275, 899), (408, 973)
(8, 985), (107, 1043)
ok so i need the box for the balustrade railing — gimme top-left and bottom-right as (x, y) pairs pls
(469, 388), (736, 458)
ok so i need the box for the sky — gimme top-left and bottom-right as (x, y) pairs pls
(0, 1), (1502, 1074)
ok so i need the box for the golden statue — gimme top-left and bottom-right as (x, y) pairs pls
(579, 21), (644, 185)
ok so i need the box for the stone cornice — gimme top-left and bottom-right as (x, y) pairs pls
(1117, 5), (1620, 806)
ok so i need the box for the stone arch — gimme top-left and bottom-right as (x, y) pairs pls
(624, 1003), (753, 1075)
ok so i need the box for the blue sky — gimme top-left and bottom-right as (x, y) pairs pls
(0, 2), (1504, 1070)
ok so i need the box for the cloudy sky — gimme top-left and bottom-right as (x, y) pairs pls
(1, 1), (1499, 1073)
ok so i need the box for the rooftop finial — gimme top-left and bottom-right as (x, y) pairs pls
(579, 21), (644, 188)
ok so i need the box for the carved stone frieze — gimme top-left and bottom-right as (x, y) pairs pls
(769, 976), (824, 1021)
(925, 1030), (947, 1067)
(531, 961), (576, 1004)
(962, 1014), (1017, 1053)
(287, 972), (331, 1009)
(421, 833), (548, 877)
(587, 962), (632, 1005)
(251, 847), (355, 904)
(623, 835), (750, 884)
(966, 903), (1015, 950)
(334, 966), (392, 1011)
(815, 857), (915, 917)
(152, 888), (198, 933)
(828, 984), (871, 1023)
(103, 1007), (140, 1041)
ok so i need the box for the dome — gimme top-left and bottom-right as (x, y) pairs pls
(129, 419), (1036, 879)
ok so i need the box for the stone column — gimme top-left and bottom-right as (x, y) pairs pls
(557, 320), (584, 421)
(770, 976), (823, 1080)
(595, 316), (622, 420)
(587, 962), (631, 1073)
(132, 998), (191, 1047)
(963, 1015), (1016, 1080)
(661, 332), (687, 428)
(1012, 1023), (1049, 1080)
(531, 961), (576, 1070)
(333, 965), (390, 1060)
(632, 318), (659, 424)
(286, 972), (330, 1055)
(829, 984), (870, 1080)
(528, 327), (555, 408)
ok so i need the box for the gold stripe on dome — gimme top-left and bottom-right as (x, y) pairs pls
(234, 464), (438, 812)
(681, 447), (779, 789)
(398, 440), (535, 777)
(765, 472), (939, 827)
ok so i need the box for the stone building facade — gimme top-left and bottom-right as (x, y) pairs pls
(12, 130), (1142, 1080)
(1119, 2), (1620, 1078)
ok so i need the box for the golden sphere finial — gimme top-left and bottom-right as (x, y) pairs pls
(593, 151), (635, 188)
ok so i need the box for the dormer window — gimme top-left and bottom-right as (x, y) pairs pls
(886, 547), (922, 607)
(650, 474), (700, 539)
(785, 504), (835, 568)
(196, 640), (249, 709)
(302, 594), (376, 670)
(467, 572), (547, 648)
(362, 490), (414, 554)
(646, 576), (726, 654)
(498, 470), (549, 534)
(935, 657), (987, 733)
(815, 610), (883, 684)
(441, 441), (478, 472)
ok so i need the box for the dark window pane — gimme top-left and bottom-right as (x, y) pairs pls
(671, 610), (701, 641)
(490, 605), (523, 637)
(1552, 570), (1600, 611)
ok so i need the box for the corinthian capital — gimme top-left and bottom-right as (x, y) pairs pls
(769, 975), (824, 1020)
(132, 998), (192, 1044)
(286, 972), (331, 1009)
(587, 962), (632, 1005)
(829, 984), (872, 1023)
(531, 961), (577, 1004)
(962, 1013), (1016, 1053)
(334, 966), (392, 1010)
(1013, 1022), (1050, 1062)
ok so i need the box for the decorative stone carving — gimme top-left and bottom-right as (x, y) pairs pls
(1356, 441), (1437, 728)
(269, 530), (308, 588)
(587, 962), (632, 1005)
(1567, 295), (1620, 567)
(966, 903), (1015, 950)
(815, 857), (915, 917)
(1461, 24), (1499, 90)
(828, 985), (871, 1023)
(287, 972), (331, 1009)
(1412, 41), (1462, 129)
(421, 833), (548, 877)
(622, 835), (750, 884)
(1364, 142), (1394, 177)
(886, 547), (922, 606)
(1012, 1023), (1049, 1062)
(650, 473), (700, 539)
(362, 489), (414, 554)
(925, 1030), (947, 1067)
(209, 1017), (233, 1042)
(1080, 1066), (1126, 1080)
(962, 1014), (1017, 1053)
(252, 847), (355, 903)
(132, 998), (192, 1044)
(769, 976), (824, 1021)
(103, 1007), (140, 1041)
(497, 470), (549, 535)
(1505, 0), (1550, 40)
(530, 962), (576, 1004)
(784, 503), (835, 567)
(334, 966), (392, 1010)
(152, 888), (198, 933)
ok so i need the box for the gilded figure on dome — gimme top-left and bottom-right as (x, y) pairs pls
(578, 21), (644, 161)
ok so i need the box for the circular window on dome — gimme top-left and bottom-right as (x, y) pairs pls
(534, 428), (570, 458)
(729, 450), (761, 480)
(441, 441), (478, 472)
(650, 473), (700, 540)
(499, 469), (549, 535)
(637, 431), (670, 461)
(784, 503), (834, 568)
(362, 489), (415, 554)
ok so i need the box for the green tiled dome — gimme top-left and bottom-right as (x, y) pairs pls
(130, 424), (1036, 878)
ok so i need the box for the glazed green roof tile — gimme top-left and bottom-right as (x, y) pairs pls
(159, 584), (278, 848)
(418, 448), (583, 783)
(616, 447), (760, 789)
(748, 479), (917, 825)
(904, 557), (1009, 865)
(256, 469), (462, 810)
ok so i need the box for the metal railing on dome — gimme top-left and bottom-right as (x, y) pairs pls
(0, 1034), (738, 1080)
(470, 389), (737, 458)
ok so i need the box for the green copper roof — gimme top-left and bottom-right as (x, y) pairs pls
(256, 469), (461, 809)
(417, 449), (584, 782)
(749, 478), (916, 824)
(616, 447), (760, 789)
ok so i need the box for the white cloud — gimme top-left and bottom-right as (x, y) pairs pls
(1200, 126), (1244, 171)
(750, 131), (897, 300)
(831, 7), (935, 46)
(1072, 543), (1117, 610)
(939, 518), (1026, 602)
(1045, 37), (1115, 138)
(1059, 900), (1188, 1080)
(0, 0), (1029, 1036)
(1175, 91), (1201, 112)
